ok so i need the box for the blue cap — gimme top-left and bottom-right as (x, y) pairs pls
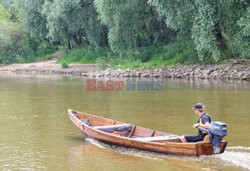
(192, 103), (203, 110)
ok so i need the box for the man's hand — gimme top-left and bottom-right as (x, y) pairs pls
(193, 123), (200, 129)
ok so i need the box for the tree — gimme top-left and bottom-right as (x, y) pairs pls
(191, 0), (222, 61)
(220, 0), (249, 58)
(94, 0), (173, 55)
(0, 1), (28, 64)
(19, 0), (48, 39)
(0, 20), (28, 64)
(0, 0), (20, 22)
(43, 0), (107, 49)
(0, 3), (12, 21)
(149, 0), (249, 60)
(233, 6), (249, 58)
(148, 0), (194, 37)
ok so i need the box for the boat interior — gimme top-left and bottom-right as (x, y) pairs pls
(71, 110), (183, 143)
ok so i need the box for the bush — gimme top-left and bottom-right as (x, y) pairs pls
(21, 41), (57, 63)
(96, 57), (110, 70)
(61, 61), (69, 68)
(0, 20), (57, 64)
(0, 21), (26, 64)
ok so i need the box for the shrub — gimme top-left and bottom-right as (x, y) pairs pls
(0, 21), (26, 63)
(61, 61), (69, 68)
(0, 20), (57, 64)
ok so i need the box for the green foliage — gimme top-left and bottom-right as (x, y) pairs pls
(94, 0), (173, 55)
(0, 20), (26, 64)
(57, 46), (141, 69)
(20, 0), (48, 38)
(61, 61), (69, 69)
(19, 42), (57, 63)
(0, 1), (20, 23)
(148, 0), (194, 36)
(0, 19), (57, 64)
(1, 0), (249, 65)
(232, 6), (250, 58)
(115, 58), (141, 70)
(57, 47), (101, 64)
(97, 41), (199, 69)
(97, 55), (142, 70)
(0, 3), (12, 20)
(42, 0), (107, 48)
(0, 1), (58, 64)
(149, 0), (250, 61)
(191, 0), (221, 61)
(141, 41), (199, 67)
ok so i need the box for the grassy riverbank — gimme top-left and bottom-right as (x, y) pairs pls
(57, 41), (249, 70)
(1, 49), (249, 81)
(56, 41), (198, 70)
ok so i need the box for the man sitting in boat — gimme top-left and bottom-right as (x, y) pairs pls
(180, 103), (211, 143)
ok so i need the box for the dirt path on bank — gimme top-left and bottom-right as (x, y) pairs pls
(0, 51), (100, 75)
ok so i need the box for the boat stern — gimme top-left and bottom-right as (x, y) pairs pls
(195, 141), (228, 156)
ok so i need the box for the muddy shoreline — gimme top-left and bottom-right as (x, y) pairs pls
(0, 59), (249, 81)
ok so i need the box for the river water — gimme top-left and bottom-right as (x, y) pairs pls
(0, 75), (249, 170)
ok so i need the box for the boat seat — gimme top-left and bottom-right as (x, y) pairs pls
(132, 135), (180, 142)
(94, 124), (132, 133)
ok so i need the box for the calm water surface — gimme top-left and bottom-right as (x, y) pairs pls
(0, 75), (249, 170)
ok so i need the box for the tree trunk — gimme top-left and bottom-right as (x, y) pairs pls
(73, 34), (81, 46)
(68, 40), (71, 50)
(79, 35), (82, 44)
(213, 24), (227, 51)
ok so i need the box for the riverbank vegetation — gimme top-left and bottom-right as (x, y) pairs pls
(0, 2), (57, 64)
(0, 0), (249, 68)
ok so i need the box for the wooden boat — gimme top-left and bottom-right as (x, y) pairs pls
(68, 109), (227, 156)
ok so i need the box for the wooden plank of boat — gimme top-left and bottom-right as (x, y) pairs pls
(131, 135), (180, 142)
(68, 109), (227, 156)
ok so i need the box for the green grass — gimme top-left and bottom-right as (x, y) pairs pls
(108, 57), (141, 70)
(145, 41), (200, 67)
(57, 40), (247, 70)
(97, 41), (200, 69)
(57, 41), (200, 69)
(57, 47), (101, 64)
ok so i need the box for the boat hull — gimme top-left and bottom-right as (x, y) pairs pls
(68, 109), (227, 156)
